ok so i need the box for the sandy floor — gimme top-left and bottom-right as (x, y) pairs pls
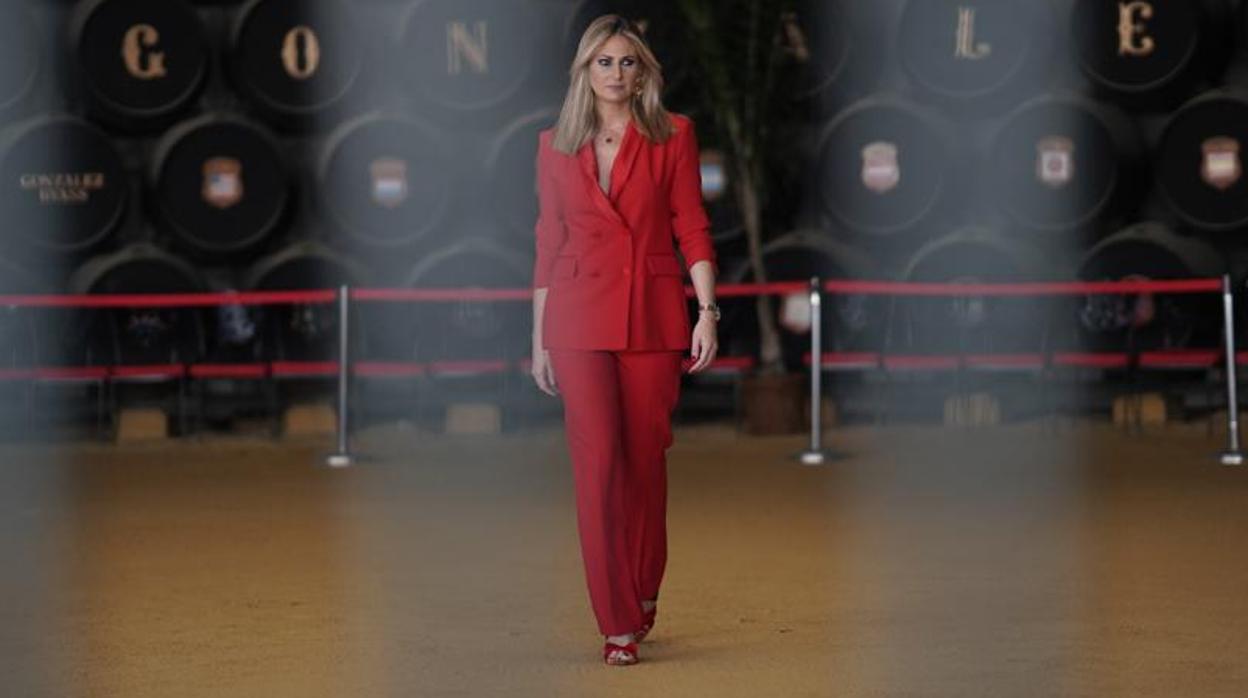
(1, 419), (1246, 697)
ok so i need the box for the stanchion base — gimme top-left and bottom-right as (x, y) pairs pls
(1219, 451), (1245, 466)
(798, 451), (826, 466)
(325, 452), (355, 468)
(795, 447), (852, 465)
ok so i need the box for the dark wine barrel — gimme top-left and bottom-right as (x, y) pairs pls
(0, 4), (40, 118)
(242, 241), (366, 362)
(69, 0), (208, 132)
(1071, 0), (1232, 111)
(66, 243), (206, 367)
(228, 0), (368, 129)
(485, 107), (558, 243)
(1074, 222), (1222, 352)
(721, 229), (881, 371)
(897, 229), (1049, 354)
(150, 114), (290, 258)
(778, 0), (853, 108)
(0, 115), (127, 255)
(987, 94), (1141, 232)
(370, 238), (531, 362)
(815, 97), (951, 238)
(897, 0), (1054, 109)
(398, 0), (541, 120)
(317, 113), (455, 250)
(1156, 90), (1248, 232)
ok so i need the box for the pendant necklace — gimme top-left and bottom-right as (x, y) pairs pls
(598, 123), (625, 146)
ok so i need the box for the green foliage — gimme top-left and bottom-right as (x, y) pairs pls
(676, 0), (799, 184)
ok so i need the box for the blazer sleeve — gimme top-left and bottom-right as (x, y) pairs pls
(669, 117), (718, 276)
(532, 132), (566, 290)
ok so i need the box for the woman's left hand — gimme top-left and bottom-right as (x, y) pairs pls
(686, 314), (718, 373)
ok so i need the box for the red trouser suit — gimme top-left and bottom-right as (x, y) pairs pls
(533, 114), (717, 635)
(548, 349), (683, 635)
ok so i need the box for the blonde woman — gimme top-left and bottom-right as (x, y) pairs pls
(530, 15), (719, 666)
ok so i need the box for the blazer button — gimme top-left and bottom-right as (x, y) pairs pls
(622, 267), (630, 276)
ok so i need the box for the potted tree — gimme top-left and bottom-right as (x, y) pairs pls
(677, 0), (806, 433)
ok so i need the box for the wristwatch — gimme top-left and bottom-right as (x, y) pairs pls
(698, 302), (721, 321)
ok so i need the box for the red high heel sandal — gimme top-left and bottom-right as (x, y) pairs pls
(603, 639), (639, 666)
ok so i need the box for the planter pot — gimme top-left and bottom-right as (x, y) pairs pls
(740, 371), (806, 435)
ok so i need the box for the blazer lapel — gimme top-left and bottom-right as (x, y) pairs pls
(576, 120), (642, 227)
(609, 120), (641, 201)
(577, 142), (621, 226)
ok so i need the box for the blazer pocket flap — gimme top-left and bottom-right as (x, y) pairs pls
(646, 255), (683, 277)
(553, 256), (578, 280)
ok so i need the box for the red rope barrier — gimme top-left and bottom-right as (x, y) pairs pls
(821, 278), (1222, 296)
(350, 287), (533, 302)
(704, 281), (809, 297)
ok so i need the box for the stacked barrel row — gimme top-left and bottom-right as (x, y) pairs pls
(717, 0), (1248, 364)
(0, 0), (602, 371)
(1, 0), (1246, 382)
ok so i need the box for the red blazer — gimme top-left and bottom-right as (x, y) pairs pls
(533, 113), (717, 351)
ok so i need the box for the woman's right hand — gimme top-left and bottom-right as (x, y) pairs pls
(531, 347), (559, 396)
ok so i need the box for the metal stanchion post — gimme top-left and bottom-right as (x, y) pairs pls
(799, 276), (829, 465)
(326, 284), (354, 468)
(1220, 274), (1244, 466)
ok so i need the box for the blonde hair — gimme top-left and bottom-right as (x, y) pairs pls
(551, 14), (674, 154)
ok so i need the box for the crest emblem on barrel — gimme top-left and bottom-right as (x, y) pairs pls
(369, 158), (409, 209)
(861, 141), (900, 194)
(370, 157), (408, 208)
(202, 156), (243, 209)
(1036, 136), (1074, 188)
(1200, 136), (1240, 191)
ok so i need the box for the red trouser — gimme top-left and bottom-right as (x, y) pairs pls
(547, 348), (684, 636)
